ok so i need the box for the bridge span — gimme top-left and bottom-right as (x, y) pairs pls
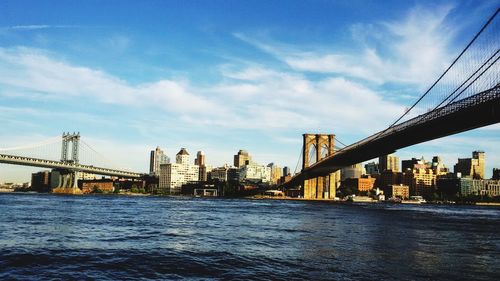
(0, 154), (142, 178)
(284, 85), (500, 188)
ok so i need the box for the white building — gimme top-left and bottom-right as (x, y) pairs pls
(239, 162), (271, 183)
(159, 148), (199, 194)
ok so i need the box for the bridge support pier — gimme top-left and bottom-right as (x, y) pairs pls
(51, 169), (82, 194)
(301, 134), (338, 199)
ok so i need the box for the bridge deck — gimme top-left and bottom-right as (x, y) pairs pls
(0, 154), (142, 178)
(285, 85), (500, 187)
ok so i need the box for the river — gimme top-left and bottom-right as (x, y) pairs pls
(0, 193), (498, 280)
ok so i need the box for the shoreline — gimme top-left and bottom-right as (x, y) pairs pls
(2, 191), (499, 206)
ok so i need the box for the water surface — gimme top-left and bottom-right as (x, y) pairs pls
(0, 193), (498, 280)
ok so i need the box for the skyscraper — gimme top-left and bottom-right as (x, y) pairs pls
(234, 150), (252, 168)
(267, 162), (282, 184)
(195, 151), (206, 166)
(454, 151), (485, 179)
(195, 151), (207, 182)
(283, 166), (291, 176)
(149, 146), (170, 176)
(379, 154), (400, 172)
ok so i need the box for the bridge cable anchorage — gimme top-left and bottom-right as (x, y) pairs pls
(371, 7), (499, 141)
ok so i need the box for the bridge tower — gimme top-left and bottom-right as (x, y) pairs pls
(61, 132), (80, 164)
(302, 134), (338, 199)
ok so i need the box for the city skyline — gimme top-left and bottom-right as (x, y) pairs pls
(1, 0), (499, 181)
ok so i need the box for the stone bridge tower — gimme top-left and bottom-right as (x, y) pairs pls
(302, 134), (338, 199)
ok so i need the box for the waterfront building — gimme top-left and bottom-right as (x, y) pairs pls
(210, 165), (231, 182)
(267, 163), (282, 184)
(459, 178), (500, 197)
(234, 150), (252, 168)
(81, 179), (114, 194)
(436, 174), (461, 199)
(377, 170), (404, 189)
(239, 162), (271, 183)
(364, 162), (379, 175)
(386, 184), (410, 199)
(454, 151), (485, 179)
(344, 176), (376, 192)
(209, 165), (239, 183)
(31, 170), (51, 192)
(341, 163), (364, 181)
(379, 154), (400, 172)
(149, 146), (170, 176)
(403, 167), (436, 197)
(159, 148), (199, 194)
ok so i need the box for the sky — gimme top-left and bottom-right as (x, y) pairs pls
(0, 0), (499, 182)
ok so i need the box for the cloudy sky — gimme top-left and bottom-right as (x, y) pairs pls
(0, 0), (498, 182)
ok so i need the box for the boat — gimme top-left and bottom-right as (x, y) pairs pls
(401, 196), (427, 204)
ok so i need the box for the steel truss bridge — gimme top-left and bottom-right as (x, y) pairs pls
(0, 154), (141, 178)
(0, 132), (142, 186)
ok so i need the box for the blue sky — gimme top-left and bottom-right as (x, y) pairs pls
(0, 0), (499, 182)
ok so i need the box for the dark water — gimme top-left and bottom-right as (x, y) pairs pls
(0, 193), (499, 280)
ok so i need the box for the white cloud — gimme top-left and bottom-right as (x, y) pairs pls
(0, 47), (223, 118)
(0, 47), (404, 135)
(235, 5), (456, 86)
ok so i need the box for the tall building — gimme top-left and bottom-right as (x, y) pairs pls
(364, 162), (379, 175)
(159, 148), (199, 194)
(454, 151), (485, 179)
(402, 157), (424, 172)
(267, 163), (282, 184)
(149, 146), (170, 176)
(283, 166), (291, 176)
(195, 151), (207, 182)
(234, 150), (252, 168)
(403, 167), (436, 197)
(379, 154), (400, 172)
(31, 170), (51, 192)
(194, 151), (206, 166)
(431, 156), (448, 175)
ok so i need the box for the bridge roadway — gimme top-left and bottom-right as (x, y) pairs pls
(285, 85), (500, 187)
(0, 154), (142, 178)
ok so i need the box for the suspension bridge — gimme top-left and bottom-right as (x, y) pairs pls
(284, 9), (500, 198)
(0, 133), (142, 192)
